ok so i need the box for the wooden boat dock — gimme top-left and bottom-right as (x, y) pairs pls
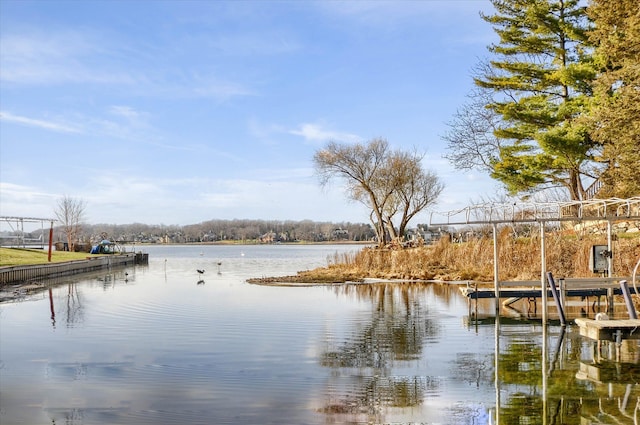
(430, 197), (640, 324)
(460, 277), (636, 300)
(575, 317), (640, 341)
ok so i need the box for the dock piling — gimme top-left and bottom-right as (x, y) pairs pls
(619, 280), (638, 319)
(546, 272), (566, 325)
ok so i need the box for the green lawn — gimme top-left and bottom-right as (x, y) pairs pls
(0, 247), (97, 267)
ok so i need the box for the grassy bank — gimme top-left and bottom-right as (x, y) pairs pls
(0, 248), (96, 267)
(249, 232), (640, 284)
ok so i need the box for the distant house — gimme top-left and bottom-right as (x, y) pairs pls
(259, 231), (277, 243)
(407, 225), (451, 245)
(332, 228), (349, 240)
(201, 232), (218, 242)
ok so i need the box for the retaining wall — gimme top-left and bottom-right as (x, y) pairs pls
(0, 254), (136, 285)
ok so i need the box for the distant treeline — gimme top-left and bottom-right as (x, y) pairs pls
(74, 219), (377, 244)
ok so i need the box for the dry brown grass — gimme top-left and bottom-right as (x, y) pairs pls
(249, 229), (640, 284)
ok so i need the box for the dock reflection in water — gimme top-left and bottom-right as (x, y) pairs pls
(467, 298), (640, 425)
(0, 245), (638, 424)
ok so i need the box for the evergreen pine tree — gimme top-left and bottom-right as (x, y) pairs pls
(477, 0), (597, 200)
(587, 0), (640, 198)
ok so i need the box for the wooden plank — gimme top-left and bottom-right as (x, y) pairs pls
(562, 277), (634, 290)
(499, 280), (541, 287)
(575, 318), (640, 329)
(460, 286), (636, 299)
(460, 287), (553, 299)
(578, 361), (640, 383)
(563, 277), (631, 284)
(575, 318), (640, 341)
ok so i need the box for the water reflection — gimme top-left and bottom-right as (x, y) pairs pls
(2, 245), (640, 425)
(46, 269), (133, 329)
(319, 283), (442, 422)
(493, 322), (640, 424)
(45, 282), (86, 329)
(325, 284), (439, 364)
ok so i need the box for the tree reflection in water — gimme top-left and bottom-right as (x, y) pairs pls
(64, 282), (84, 328)
(496, 325), (640, 424)
(318, 283), (440, 422)
(48, 270), (129, 329)
(316, 281), (640, 424)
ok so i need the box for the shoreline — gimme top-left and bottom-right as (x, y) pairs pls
(246, 276), (470, 287)
(126, 240), (374, 246)
(0, 254), (139, 286)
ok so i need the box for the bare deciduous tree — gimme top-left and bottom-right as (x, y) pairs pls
(384, 152), (444, 241)
(314, 138), (444, 246)
(442, 86), (502, 173)
(54, 195), (86, 252)
(315, 138), (391, 245)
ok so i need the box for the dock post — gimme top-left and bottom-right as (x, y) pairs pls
(492, 223), (500, 316)
(620, 280), (638, 319)
(47, 221), (54, 262)
(541, 324), (548, 425)
(540, 222), (548, 324)
(559, 278), (566, 313)
(546, 272), (566, 325)
(607, 220), (613, 277)
(494, 315), (501, 424)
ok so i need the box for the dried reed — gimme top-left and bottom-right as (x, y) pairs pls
(318, 229), (640, 282)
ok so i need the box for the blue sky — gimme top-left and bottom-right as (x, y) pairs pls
(0, 0), (500, 226)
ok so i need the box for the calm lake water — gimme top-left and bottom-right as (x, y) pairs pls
(1, 244), (638, 425)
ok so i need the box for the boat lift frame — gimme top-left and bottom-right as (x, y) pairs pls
(440, 197), (640, 424)
(429, 197), (640, 323)
(1, 216), (57, 262)
(0, 216), (57, 249)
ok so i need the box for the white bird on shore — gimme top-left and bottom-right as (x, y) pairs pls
(595, 312), (609, 320)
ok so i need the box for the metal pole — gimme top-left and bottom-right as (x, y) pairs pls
(547, 272), (566, 325)
(493, 223), (500, 315)
(541, 222), (548, 324)
(620, 280), (638, 319)
(19, 218), (24, 248)
(495, 315), (501, 424)
(607, 220), (613, 277)
(542, 323), (548, 425)
(47, 221), (54, 262)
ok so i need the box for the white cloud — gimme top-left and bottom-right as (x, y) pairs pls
(247, 118), (287, 140)
(199, 32), (301, 56)
(0, 111), (82, 134)
(0, 31), (137, 86)
(0, 183), (58, 220)
(43, 169), (367, 224)
(100, 105), (155, 140)
(315, 1), (491, 28)
(109, 106), (143, 121)
(289, 123), (361, 144)
(0, 29), (253, 101)
(191, 79), (254, 99)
